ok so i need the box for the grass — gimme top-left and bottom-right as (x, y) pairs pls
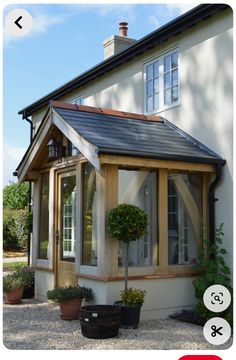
(3, 261), (28, 271)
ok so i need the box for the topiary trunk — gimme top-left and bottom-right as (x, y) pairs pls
(125, 242), (129, 291)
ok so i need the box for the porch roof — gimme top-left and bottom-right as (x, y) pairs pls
(52, 102), (225, 165)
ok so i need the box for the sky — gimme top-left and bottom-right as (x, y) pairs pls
(2, 1), (199, 186)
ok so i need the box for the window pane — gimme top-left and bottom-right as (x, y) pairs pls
(172, 69), (178, 86)
(164, 55), (171, 72)
(146, 96), (153, 112)
(146, 64), (153, 80)
(118, 170), (157, 266)
(164, 88), (171, 105)
(154, 93), (159, 110)
(168, 173), (202, 265)
(164, 72), (170, 89)
(154, 77), (159, 93)
(146, 80), (153, 96)
(171, 52), (178, 69)
(38, 172), (49, 259)
(153, 61), (159, 77)
(82, 163), (97, 266)
(61, 175), (76, 259)
(172, 86), (179, 102)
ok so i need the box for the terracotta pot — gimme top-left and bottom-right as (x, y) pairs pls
(5, 287), (24, 305)
(59, 298), (82, 320)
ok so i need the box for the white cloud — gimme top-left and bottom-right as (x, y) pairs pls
(149, 15), (161, 29)
(148, 3), (197, 30)
(166, 3), (197, 15)
(3, 143), (26, 186)
(31, 13), (65, 35)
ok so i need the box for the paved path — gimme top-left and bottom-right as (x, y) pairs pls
(3, 256), (28, 263)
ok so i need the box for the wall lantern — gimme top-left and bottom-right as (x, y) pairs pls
(47, 131), (66, 161)
(47, 137), (58, 160)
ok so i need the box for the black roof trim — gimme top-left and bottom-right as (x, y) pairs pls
(19, 4), (229, 117)
(97, 147), (226, 165)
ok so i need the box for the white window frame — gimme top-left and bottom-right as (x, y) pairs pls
(71, 96), (84, 105)
(62, 186), (76, 258)
(144, 48), (180, 114)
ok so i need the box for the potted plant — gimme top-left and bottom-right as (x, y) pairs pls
(108, 203), (148, 328)
(3, 271), (32, 304)
(47, 285), (93, 320)
(15, 265), (35, 299)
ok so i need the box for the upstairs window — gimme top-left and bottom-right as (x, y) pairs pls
(72, 97), (84, 105)
(145, 50), (179, 113)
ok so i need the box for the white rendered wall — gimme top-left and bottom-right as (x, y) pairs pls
(35, 270), (55, 301)
(79, 277), (196, 320)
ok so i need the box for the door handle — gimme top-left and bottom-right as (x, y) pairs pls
(56, 231), (60, 244)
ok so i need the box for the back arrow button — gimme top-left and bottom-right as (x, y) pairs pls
(14, 16), (23, 29)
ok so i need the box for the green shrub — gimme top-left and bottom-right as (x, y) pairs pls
(193, 223), (232, 324)
(3, 209), (18, 249)
(3, 208), (32, 250)
(108, 204), (148, 291)
(16, 265), (35, 287)
(47, 286), (93, 303)
(120, 288), (146, 305)
(3, 182), (29, 209)
(3, 271), (32, 292)
(108, 203), (148, 243)
(108, 203), (148, 293)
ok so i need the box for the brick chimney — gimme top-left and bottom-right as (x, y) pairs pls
(103, 22), (136, 59)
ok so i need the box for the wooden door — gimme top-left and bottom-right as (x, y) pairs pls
(56, 171), (77, 287)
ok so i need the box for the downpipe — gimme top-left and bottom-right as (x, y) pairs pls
(208, 162), (225, 258)
(23, 115), (34, 266)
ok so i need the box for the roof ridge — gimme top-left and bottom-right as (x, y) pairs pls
(50, 100), (162, 122)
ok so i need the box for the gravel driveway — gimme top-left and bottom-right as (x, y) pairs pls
(3, 299), (232, 350)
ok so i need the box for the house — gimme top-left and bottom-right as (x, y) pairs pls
(16, 4), (233, 319)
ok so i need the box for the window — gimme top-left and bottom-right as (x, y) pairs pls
(67, 140), (80, 157)
(71, 97), (84, 105)
(168, 172), (202, 265)
(82, 163), (97, 266)
(38, 172), (49, 259)
(118, 169), (157, 266)
(61, 175), (76, 260)
(145, 50), (179, 113)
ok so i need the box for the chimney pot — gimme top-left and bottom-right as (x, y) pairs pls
(119, 22), (128, 37)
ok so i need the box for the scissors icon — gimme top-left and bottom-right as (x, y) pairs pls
(211, 325), (223, 337)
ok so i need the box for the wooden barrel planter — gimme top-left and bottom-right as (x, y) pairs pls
(80, 305), (121, 339)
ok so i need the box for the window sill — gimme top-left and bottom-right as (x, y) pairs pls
(79, 265), (98, 276)
(34, 259), (53, 272)
(79, 271), (198, 282)
(145, 102), (180, 116)
(33, 265), (54, 272)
